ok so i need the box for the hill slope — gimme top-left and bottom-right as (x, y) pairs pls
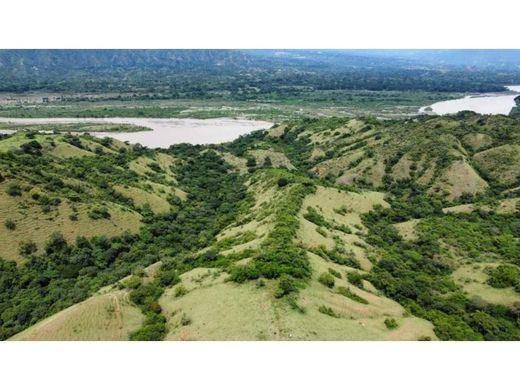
(2, 112), (520, 341)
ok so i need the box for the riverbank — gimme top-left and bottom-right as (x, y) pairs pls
(0, 117), (273, 147)
(419, 85), (520, 115)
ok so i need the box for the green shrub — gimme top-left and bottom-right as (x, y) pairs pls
(487, 264), (520, 289)
(328, 268), (342, 278)
(18, 240), (37, 257)
(316, 227), (328, 237)
(88, 206), (111, 220)
(337, 286), (368, 304)
(124, 275), (142, 290)
(274, 275), (298, 298)
(384, 318), (398, 329)
(6, 184), (22, 197)
(303, 206), (330, 228)
(318, 305), (340, 318)
(20, 141), (42, 155)
(158, 269), (180, 287)
(4, 219), (16, 230)
(347, 272), (364, 288)
(287, 295), (307, 314)
(174, 285), (188, 297)
(180, 313), (192, 326)
(129, 313), (167, 341)
(318, 272), (335, 288)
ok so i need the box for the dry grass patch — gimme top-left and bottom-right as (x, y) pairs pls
(431, 160), (488, 200)
(249, 149), (295, 169)
(462, 133), (493, 151)
(394, 219), (421, 241)
(474, 144), (520, 186)
(114, 185), (170, 213)
(0, 190), (142, 262)
(453, 263), (520, 306)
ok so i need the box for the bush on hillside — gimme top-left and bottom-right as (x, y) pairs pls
(318, 272), (335, 288)
(6, 184), (22, 197)
(347, 272), (364, 288)
(4, 219), (16, 230)
(18, 240), (37, 257)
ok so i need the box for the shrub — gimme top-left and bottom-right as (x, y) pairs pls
(274, 275), (298, 298)
(158, 269), (180, 287)
(6, 184), (22, 197)
(129, 314), (167, 341)
(384, 318), (398, 329)
(124, 275), (142, 290)
(174, 285), (188, 297)
(303, 206), (330, 228)
(148, 162), (162, 173)
(328, 268), (342, 278)
(4, 219), (16, 230)
(347, 272), (364, 288)
(20, 141), (42, 155)
(337, 286), (368, 304)
(318, 305), (340, 318)
(318, 272), (335, 288)
(287, 295), (306, 314)
(45, 233), (69, 255)
(88, 206), (111, 220)
(316, 227), (328, 237)
(18, 240), (37, 257)
(180, 313), (192, 326)
(487, 264), (520, 289)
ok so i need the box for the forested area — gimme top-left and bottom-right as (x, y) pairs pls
(1, 50), (520, 95)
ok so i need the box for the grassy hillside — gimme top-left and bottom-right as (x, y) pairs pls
(2, 112), (519, 341)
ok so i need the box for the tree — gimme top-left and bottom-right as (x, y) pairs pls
(277, 177), (289, 188)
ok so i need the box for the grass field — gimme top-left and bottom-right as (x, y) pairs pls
(158, 254), (436, 340)
(10, 289), (143, 341)
(0, 189), (142, 262)
(453, 263), (520, 306)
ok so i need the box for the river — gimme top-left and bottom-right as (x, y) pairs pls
(419, 85), (520, 115)
(0, 117), (273, 147)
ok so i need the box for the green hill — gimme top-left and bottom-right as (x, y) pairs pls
(2, 112), (519, 341)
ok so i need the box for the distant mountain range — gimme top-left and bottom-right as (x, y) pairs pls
(1, 49), (520, 94)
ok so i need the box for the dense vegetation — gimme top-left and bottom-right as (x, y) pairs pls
(1, 50), (520, 96)
(363, 184), (520, 340)
(0, 136), (249, 339)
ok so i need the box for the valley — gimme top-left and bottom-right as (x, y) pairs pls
(1, 112), (519, 341)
